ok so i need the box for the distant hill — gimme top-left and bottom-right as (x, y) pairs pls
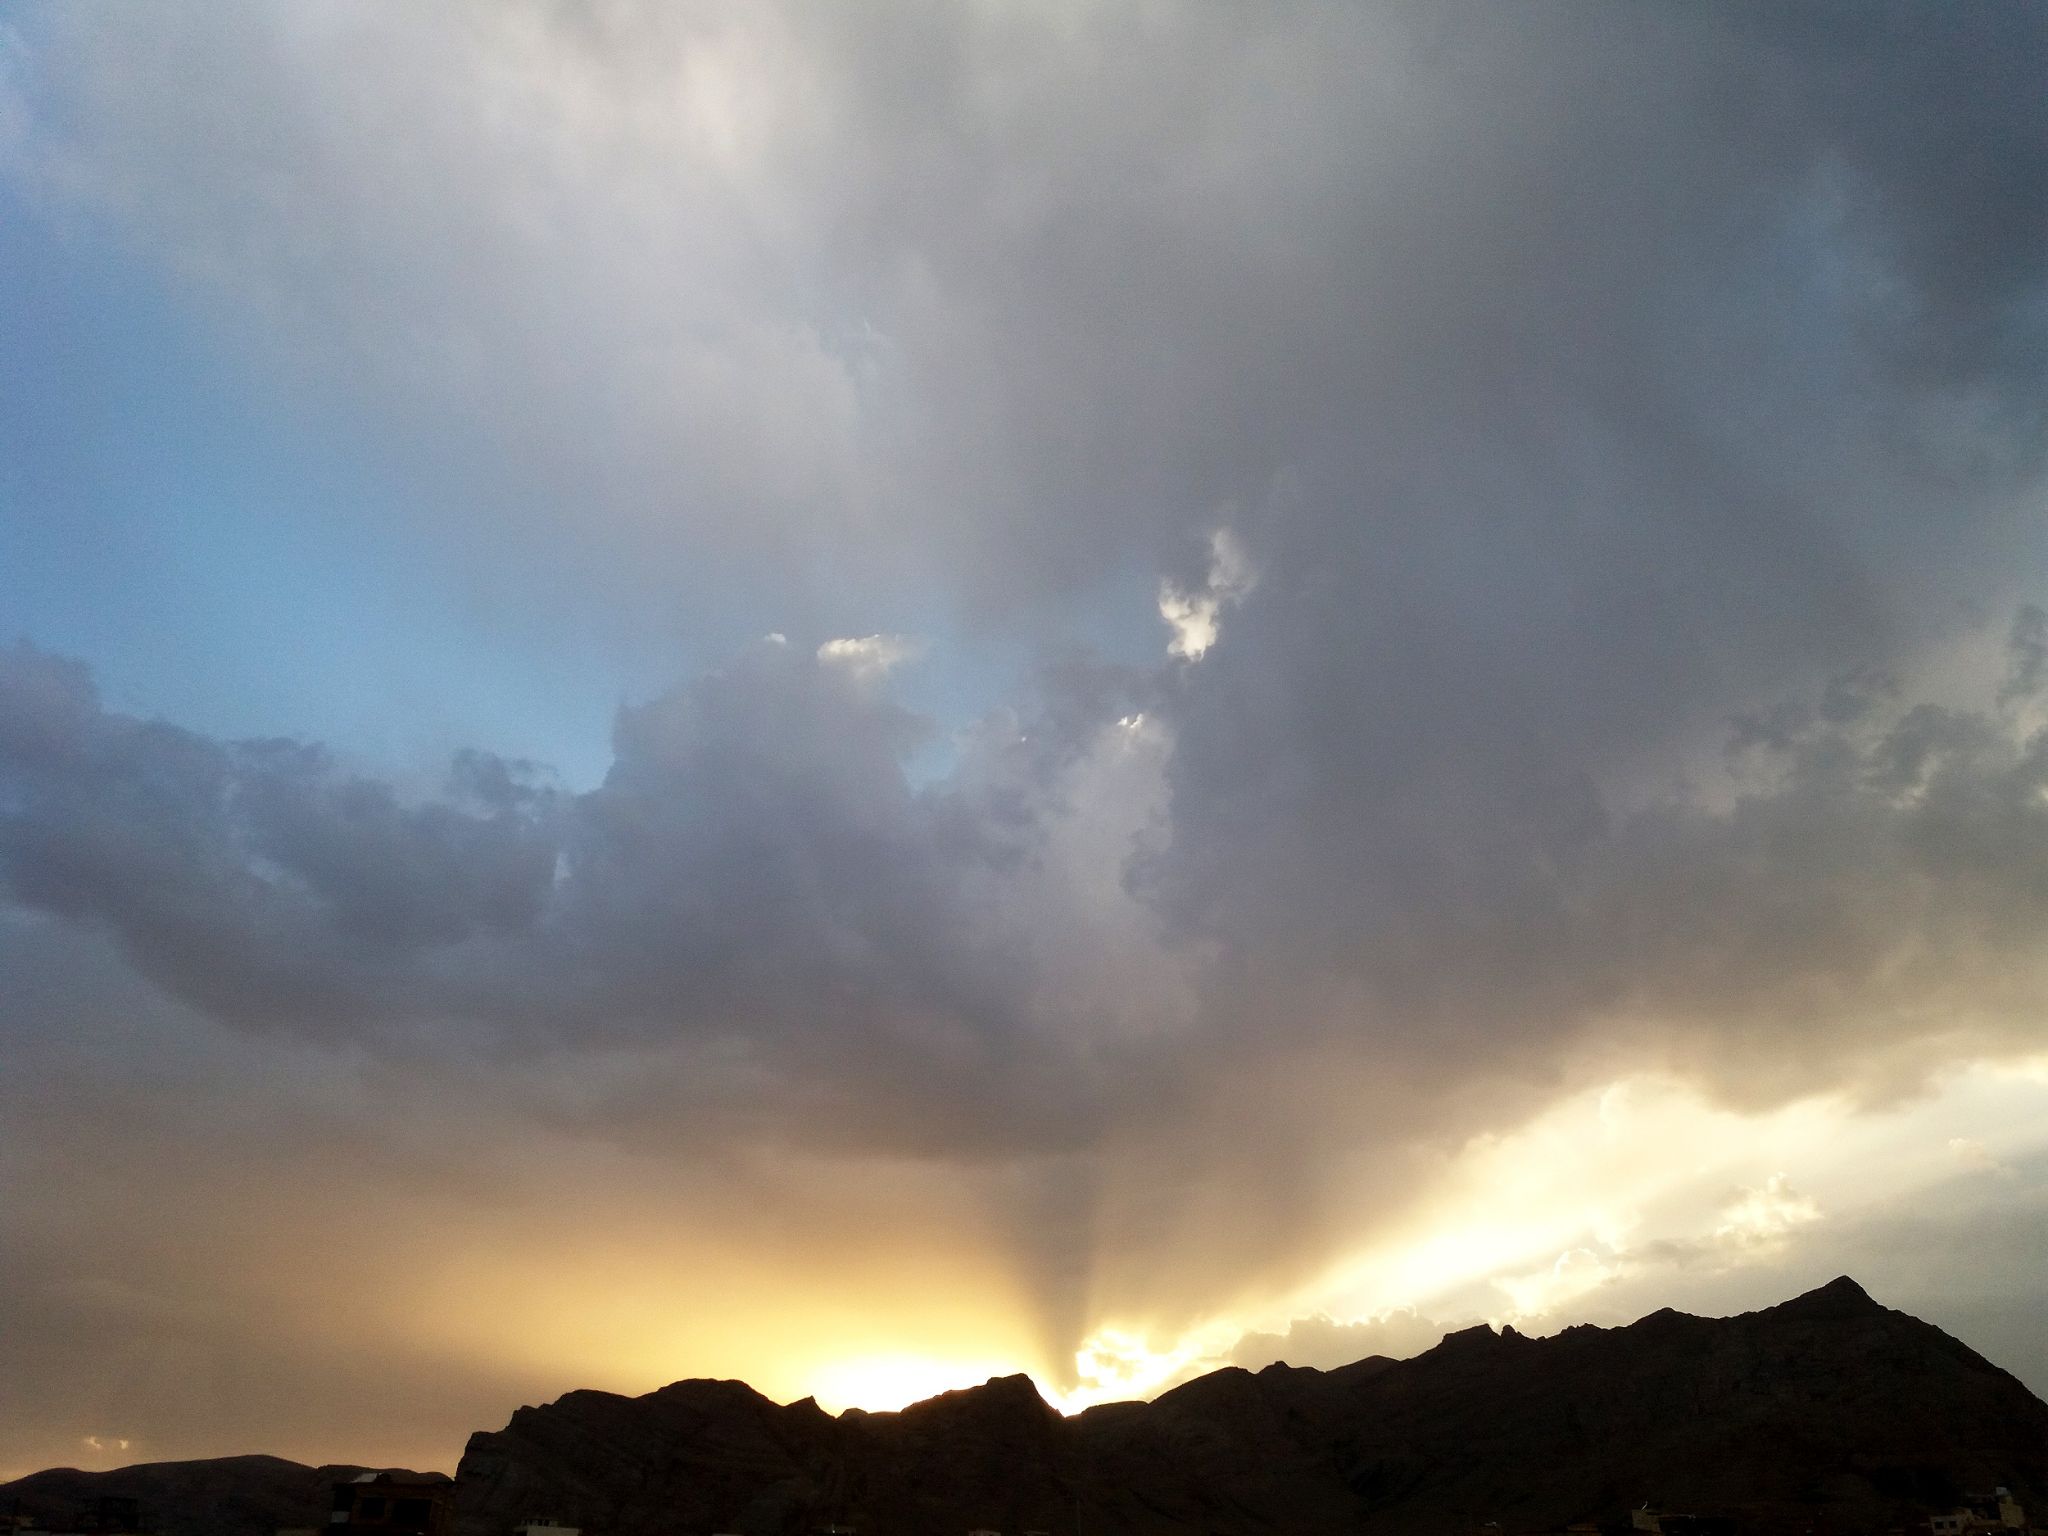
(7, 1279), (2043, 1536)
(0, 1456), (443, 1536)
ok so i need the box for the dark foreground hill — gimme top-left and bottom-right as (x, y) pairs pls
(454, 1278), (2048, 1536)
(7, 1280), (2043, 1536)
(0, 1456), (442, 1536)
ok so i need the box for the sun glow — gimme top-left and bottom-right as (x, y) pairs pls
(806, 1353), (1028, 1413)
(1218, 1062), (2048, 1348)
(1045, 1319), (1248, 1413)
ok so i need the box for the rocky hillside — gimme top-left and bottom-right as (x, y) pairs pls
(453, 1278), (2048, 1535)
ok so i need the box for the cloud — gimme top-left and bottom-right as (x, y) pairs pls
(1947, 1137), (2017, 1178)
(0, 636), (1174, 1166)
(1149, 614), (2048, 1141)
(1612, 1175), (1826, 1278)
(1713, 1174), (1823, 1250)
(816, 633), (922, 680)
(0, 640), (561, 1034)
(1229, 1309), (1450, 1373)
(1998, 606), (2048, 707)
(1494, 1249), (1628, 1318)
(8, 623), (2048, 1337)
(1159, 529), (1256, 660)
(9, 4), (2037, 629)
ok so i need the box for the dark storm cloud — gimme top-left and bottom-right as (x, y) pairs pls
(9, 612), (2048, 1153)
(14, 4), (2039, 620)
(1150, 607), (2048, 1115)
(0, 642), (559, 1031)
(4, 0), (2047, 1149)
(0, 638), (1157, 1157)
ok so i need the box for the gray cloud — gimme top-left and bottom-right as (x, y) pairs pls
(0, 637), (1165, 1164)
(9, 4), (2039, 626)
(8, 617), (2048, 1325)
(0, 641), (560, 1033)
(1151, 614), (2048, 1144)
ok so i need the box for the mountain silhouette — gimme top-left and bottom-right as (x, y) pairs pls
(0, 1456), (443, 1536)
(7, 1279), (2042, 1535)
(454, 1277), (2046, 1535)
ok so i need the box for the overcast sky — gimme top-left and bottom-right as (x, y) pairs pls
(2, 0), (2045, 1479)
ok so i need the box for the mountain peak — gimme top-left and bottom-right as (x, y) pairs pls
(1777, 1274), (1882, 1318)
(901, 1369), (1054, 1418)
(1426, 1321), (1500, 1355)
(971, 1370), (1049, 1404)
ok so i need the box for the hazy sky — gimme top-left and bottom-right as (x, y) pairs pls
(2, 0), (2046, 1479)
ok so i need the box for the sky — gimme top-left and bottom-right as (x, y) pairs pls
(1, 0), (2046, 1480)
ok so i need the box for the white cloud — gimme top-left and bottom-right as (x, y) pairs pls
(1484, 1176), (1820, 1323)
(1159, 529), (1256, 660)
(1495, 1247), (1623, 1317)
(1229, 1307), (1449, 1371)
(815, 633), (920, 680)
(1947, 1136), (2016, 1177)
(1711, 1173), (1822, 1251)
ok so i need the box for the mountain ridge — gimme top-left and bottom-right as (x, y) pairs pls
(7, 1279), (2044, 1535)
(451, 1277), (2048, 1535)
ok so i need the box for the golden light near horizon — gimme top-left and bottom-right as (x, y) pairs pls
(415, 1056), (2048, 1434)
(1023, 1058), (2048, 1422)
(386, 1156), (1062, 1416)
(1059, 1322), (1243, 1411)
(1207, 1059), (2048, 1355)
(805, 1352), (1031, 1414)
